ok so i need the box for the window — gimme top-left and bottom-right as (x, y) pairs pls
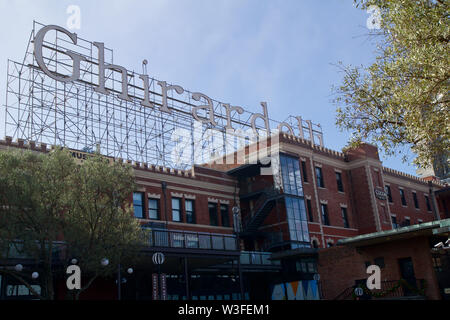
(391, 216), (398, 228)
(425, 195), (432, 211)
(296, 259), (317, 273)
(312, 240), (319, 248)
(341, 207), (349, 228)
(327, 242), (333, 248)
(208, 203), (218, 226)
(315, 167), (324, 188)
(148, 198), (159, 220)
(280, 154), (303, 196)
(185, 199), (195, 224)
(306, 199), (313, 222)
(172, 198), (182, 222)
(321, 204), (329, 225)
(285, 196), (310, 247)
(403, 217), (410, 226)
(301, 160), (308, 182)
(399, 189), (407, 206)
(412, 192), (419, 209)
(336, 172), (344, 192)
(133, 192), (144, 218)
(220, 204), (230, 227)
(385, 185), (393, 203)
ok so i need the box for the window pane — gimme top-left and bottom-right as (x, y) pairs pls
(172, 198), (181, 222)
(149, 199), (158, 210)
(185, 200), (195, 223)
(221, 204), (229, 227)
(209, 203), (218, 226)
(185, 200), (193, 212)
(148, 199), (159, 220)
(133, 192), (143, 218)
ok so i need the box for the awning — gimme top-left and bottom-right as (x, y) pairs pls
(337, 219), (450, 247)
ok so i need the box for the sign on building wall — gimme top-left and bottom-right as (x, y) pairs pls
(271, 280), (320, 300)
(4, 21), (324, 170)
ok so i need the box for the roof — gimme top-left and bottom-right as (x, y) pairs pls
(337, 219), (450, 247)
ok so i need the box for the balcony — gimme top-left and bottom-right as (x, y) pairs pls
(142, 228), (238, 251)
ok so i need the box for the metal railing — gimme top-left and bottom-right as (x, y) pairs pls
(143, 229), (238, 251)
(333, 279), (426, 300)
(242, 188), (281, 230)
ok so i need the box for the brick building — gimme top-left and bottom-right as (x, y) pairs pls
(0, 133), (448, 300)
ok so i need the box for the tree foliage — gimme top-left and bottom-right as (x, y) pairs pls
(334, 0), (449, 169)
(0, 148), (144, 299)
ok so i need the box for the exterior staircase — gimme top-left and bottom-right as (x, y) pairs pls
(242, 188), (283, 233)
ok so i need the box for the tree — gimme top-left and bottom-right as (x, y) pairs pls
(334, 0), (449, 170)
(0, 148), (144, 300)
(62, 153), (144, 300)
(0, 149), (75, 299)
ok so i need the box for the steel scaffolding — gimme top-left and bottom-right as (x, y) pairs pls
(4, 21), (323, 169)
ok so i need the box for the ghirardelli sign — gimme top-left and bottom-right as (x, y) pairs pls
(33, 24), (323, 142)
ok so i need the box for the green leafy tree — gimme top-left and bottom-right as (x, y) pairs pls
(0, 148), (144, 300)
(0, 149), (76, 299)
(334, 0), (449, 169)
(62, 154), (144, 300)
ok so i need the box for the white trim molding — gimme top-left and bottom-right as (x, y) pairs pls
(171, 192), (183, 198)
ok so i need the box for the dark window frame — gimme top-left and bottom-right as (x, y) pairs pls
(336, 172), (344, 192)
(220, 204), (230, 227)
(301, 160), (308, 183)
(341, 207), (349, 228)
(412, 192), (419, 209)
(391, 216), (398, 228)
(425, 195), (432, 212)
(133, 192), (145, 219)
(321, 204), (329, 226)
(148, 198), (160, 220)
(172, 197), (182, 222)
(208, 202), (219, 226)
(315, 167), (325, 188)
(185, 199), (195, 224)
(385, 185), (393, 203)
(399, 189), (407, 206)
(306, 199), (313, 222)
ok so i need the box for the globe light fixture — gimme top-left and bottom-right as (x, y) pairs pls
(31, 272), (39, 279)
(101, 258), (109, 266)
(127, 268), (133, 274)
(14, 264), (23, 272)
(71, 258), (78, 264)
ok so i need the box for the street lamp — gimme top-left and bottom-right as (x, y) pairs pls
(101, 258), (134, 300)
(232, 205), (245, 300)
(101, 258), (109, 266)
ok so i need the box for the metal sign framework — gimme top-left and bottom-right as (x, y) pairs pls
(4, 21), (324, 169)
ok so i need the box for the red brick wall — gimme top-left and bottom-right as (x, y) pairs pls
(318, 237), (441, 300)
